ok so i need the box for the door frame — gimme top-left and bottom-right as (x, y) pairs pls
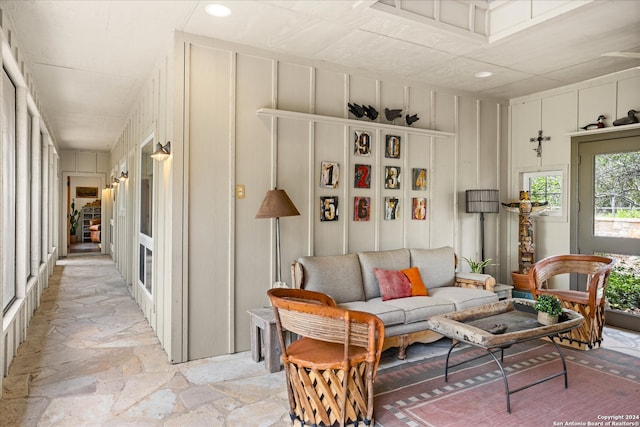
(570, 126), (640, 331)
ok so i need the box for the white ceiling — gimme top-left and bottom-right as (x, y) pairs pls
(2, 0), (639, 152)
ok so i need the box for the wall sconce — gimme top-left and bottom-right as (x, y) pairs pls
(112, 177), (120, 185)
(151, 141), (171, 161)
(119, 171), (128, 182)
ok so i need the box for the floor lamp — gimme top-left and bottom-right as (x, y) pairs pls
(465, 189), (499, 273)
(256, 188), (300, 287)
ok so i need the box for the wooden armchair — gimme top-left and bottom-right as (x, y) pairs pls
(529, 254), (615, 350)
(267, 288), (385, 427)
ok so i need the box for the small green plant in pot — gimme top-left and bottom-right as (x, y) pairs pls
(462, 257), (493, 274)
(533, 294), (563, 325)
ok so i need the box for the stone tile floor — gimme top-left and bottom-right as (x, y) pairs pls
(1, 255), (638, 426)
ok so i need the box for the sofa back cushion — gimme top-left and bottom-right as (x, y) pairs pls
(410, 247), (455, 289)
(298, 253), (365, 303)
(358, 249), (410, 300)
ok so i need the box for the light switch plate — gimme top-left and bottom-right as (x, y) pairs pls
(236, 184), (245, 199)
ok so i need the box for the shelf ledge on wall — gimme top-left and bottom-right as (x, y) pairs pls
(567, 122), (640, 137)
(256, 108), (455, 138)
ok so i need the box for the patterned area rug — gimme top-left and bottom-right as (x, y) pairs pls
(374, 340), (640, 427)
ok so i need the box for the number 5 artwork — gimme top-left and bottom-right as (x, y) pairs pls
(320, 196), (339, 221)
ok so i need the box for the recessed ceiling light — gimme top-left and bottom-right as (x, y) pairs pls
(474, 71), (493, 78)
(206, 4), (231, 17)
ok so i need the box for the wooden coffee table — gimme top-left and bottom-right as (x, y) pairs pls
(426, 298), (583, 413)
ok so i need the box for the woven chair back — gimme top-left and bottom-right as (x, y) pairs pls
(267, 288), (383, 354)
(529, 254), (615, 298)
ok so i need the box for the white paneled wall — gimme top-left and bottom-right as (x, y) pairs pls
(507, 68), (640, 288)
(176, 32), (505, 357)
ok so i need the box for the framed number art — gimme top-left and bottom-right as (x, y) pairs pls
(320, 196), (339, 221)
(354, 164), (371, 188)
(354, 197), (370, 221)
(320, 161), (340, 188)
(384, 166), (400, 189)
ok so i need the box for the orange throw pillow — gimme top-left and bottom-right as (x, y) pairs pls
(402, 267), (428, 296)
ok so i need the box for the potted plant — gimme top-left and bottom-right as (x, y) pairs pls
(463, 257), (492, 274)
(69, 199), (81, 243)
(533, 294), (563, 325)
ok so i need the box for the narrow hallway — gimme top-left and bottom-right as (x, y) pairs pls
(1, 255), (290, 426)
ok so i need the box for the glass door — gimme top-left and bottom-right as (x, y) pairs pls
(575, 133), (640, 330)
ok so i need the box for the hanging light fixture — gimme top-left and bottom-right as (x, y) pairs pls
(151, 141), (171, 161)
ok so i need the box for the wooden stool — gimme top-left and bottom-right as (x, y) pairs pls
(248, 308), (282, 373)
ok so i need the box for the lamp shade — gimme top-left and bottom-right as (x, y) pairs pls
(466, 189), (499, 213)
(256, 189), (300, 219)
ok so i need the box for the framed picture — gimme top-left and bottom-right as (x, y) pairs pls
(354, 164), (371, 188)
(412, 197), (427, 220)
(76, 186), (99, 198)
(384, 197), (400, 220)
(320, 196), (339, 222)
(320, 161), (340, 188)
(385, 135), (401, 158)
(353, 197), (370, 221)
(354, 131), (371, 156)
(384, 166), (401, 189)
(412, 168), (427, 190)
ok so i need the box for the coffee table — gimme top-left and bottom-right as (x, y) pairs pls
(426, 298), (583, 413)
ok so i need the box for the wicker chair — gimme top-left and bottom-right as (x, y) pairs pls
(267, 288), (385, 427)
(529, 254), (615, 350)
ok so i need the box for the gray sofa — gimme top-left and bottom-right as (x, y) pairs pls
(291, 246), (499, 358)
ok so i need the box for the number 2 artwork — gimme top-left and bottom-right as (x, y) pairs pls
(354, 164), (371, 188)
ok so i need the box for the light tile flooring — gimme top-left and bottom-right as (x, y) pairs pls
(1, 255), (639, 426)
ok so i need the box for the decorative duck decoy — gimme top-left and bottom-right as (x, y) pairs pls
(580, 115), (606, 130)
(362, 105), (378, 120)
(613, 109), (639, 126)
(348, 103), (365, 118)
(406, 113), (420, 126)
(384, 108), (403, 122)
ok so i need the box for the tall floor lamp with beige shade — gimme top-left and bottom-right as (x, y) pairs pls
(256, 188), (300, 288)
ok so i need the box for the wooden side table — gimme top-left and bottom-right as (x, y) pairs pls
(493, 284), (513, 300)
(248, 308), (282, 373)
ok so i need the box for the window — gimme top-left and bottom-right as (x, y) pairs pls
(138, 135), (154, 296)
(520, 167), (567, 220)
(2, 68), (17, 312)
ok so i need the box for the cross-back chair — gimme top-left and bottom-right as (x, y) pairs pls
(267, 288), (385, 427)
(529, 254), (615, 350)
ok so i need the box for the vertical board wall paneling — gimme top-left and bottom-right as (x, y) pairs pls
(233, 52), (275, 352)
(186, 44), (232, 359)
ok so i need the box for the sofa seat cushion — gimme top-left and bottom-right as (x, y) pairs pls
(299, 253), (365, 303)
(338, 300), (405, 326)
(358, 249), (410, 300)
(428, 287), (498, 310)
(382, 296), (456, 324)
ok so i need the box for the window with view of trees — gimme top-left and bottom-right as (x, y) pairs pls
(594, 151), (640, 219)
(523, 170), (563, 217)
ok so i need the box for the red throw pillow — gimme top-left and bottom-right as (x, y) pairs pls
(374, 268), (412, 301)
(402, 267), (428, 296)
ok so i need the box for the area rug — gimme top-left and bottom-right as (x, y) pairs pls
(374, 340), (640, 427)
